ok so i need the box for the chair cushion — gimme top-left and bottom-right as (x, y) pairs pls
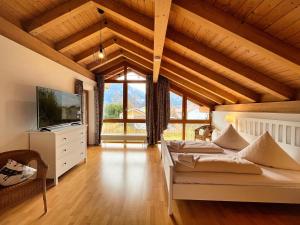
(239, 132), (300, 171)
(0, 159), (36, 186)
(213, 124), (248, 150)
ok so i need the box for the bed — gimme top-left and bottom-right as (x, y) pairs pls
(161, 117), (300, 215)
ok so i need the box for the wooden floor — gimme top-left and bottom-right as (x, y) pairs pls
(1, 144), (300, 225)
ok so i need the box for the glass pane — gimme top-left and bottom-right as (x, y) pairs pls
(127, 70), (146, 80)
(170, 92), (182, 120)
(163, 123), (183, 140)
(127, 123), (146, 135)
(187, 100), (209, 120)
(185, 123), (209, 140)
(102, 123), (124, 134)
(128, 83), (146, 119)
(103, 83), (123, 119)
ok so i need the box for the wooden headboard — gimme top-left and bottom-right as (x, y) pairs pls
(236, 117), (300, 162)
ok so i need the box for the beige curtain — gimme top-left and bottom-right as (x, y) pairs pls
(95, 75), (105, 145)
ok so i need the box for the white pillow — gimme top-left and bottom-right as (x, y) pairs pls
(0, 159), (37, 186)
(239, 132), (300, 171)
(211, 129), (221, 141)
(213, 124), (248, 150)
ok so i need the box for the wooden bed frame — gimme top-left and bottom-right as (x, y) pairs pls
(161, 117), (300, 215)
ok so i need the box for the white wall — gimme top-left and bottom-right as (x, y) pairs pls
(213, 111), (300, 131)
(0, 35), (96, 152)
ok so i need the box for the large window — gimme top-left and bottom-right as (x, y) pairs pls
(164, 91), (210, 141)
(102, 69), (146, 135)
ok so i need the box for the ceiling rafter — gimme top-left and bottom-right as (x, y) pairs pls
(172, 0), (300, 72)
(55, 20), (108, 52)
(97, 50), (225, 104)
(169, 83), (213, 109)
(153, 0), (172, 82)
(161, 61), (237, 103)
(0, 16), (94, 80)
(166, 28), (295, 100)
(94, 56), (125, 73)
(160, 68), (224, 104)
(162, 49), (259, 102)
(87, 49), (123, 70)
(115, 38), (237, 103)
(74, 38), (116, 63)
(25, 0), (92, 35)
(168, 81), (214, 108)
(125, 60), (152, 75)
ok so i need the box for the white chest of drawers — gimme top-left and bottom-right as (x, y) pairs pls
(29, 125), (87, 185)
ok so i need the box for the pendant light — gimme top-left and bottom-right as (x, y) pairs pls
(96, 8), (105, 61)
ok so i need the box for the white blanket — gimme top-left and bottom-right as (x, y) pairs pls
(167, 140), (223, 153)
(172, 153), (262, 174)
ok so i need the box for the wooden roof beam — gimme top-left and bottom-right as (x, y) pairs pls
(163, 48), (259, 102)
(92, 0), (154, 36)
(94, 57), (125, 73)
(169, 83), (213, 109)
(55, 20), (108, 52)
(166, 28), (295, 100)
(125, 60), (152, 75)
(161, 61), (238, 103)
(74, 38), (117, 63)
(101, 61), (126, 76)
(111, 27), (257, 102)
(116, 38), (153, 63)
(115, 39), (237, 103)
(25, 0), (91, 35)
(160, 68), (224, 104)
(87, 49), (123, 71)
(0, 16), (94, 80)
(172, 0), (300, 72)
(122, 51), (224, 104)
(153, 0), (172, 82)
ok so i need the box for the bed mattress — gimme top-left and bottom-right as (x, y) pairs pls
(172, 148), (300, 188)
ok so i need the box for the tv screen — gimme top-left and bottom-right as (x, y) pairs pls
(37, 87), (81, 129)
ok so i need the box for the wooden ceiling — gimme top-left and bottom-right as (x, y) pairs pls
(0, 0), (300, 108)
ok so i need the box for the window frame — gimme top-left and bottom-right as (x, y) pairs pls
(168, 89), (211, 140)
(103, 67), (146, 135)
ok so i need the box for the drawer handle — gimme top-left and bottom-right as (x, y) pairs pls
(81, 141), (84, 144)
(64, 149), (67, 152)
(63, 138), (67, 141)
(64, 162), (67, 165)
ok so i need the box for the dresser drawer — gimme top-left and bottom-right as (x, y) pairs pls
(56, 139), (85, 160)
(56, 130), (86, 147)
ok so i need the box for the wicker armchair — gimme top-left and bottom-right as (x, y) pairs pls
(194, 125), (214, 141)
(0, 150), (48, 213)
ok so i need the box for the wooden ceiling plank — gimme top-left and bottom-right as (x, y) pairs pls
(166, 28), (295, 100)
(122, 50), (153, 70)
(92, 0), (154, 35)
(107, 21), (153, 50)
(55, 20), (107, 52)
(126, 60), (152, 75)
(25, 0), (91, 35)
(153, 0), (172, 82)
(116, 38), (153, 62)
(160, 68), (224, 104)
(0, 16), (94, 80)
(108, 22), (258, 102)
(172, 0), (300, 71)
(163, 48), (259, 102)
(94, 57), (125, 73)
(161, 61), (237, 103)
(74, 38), (116, 63)
(87, 49), (123, 71)
(169, 83), (213, 109)
(101, 61), (126, 76)
(122, 50), (222, 104)
(169, 81), (214, 108)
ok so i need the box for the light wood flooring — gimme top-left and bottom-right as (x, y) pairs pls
(1, 144), (300, 225)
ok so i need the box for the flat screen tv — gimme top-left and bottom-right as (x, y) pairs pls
(37, 86), (81, 129)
